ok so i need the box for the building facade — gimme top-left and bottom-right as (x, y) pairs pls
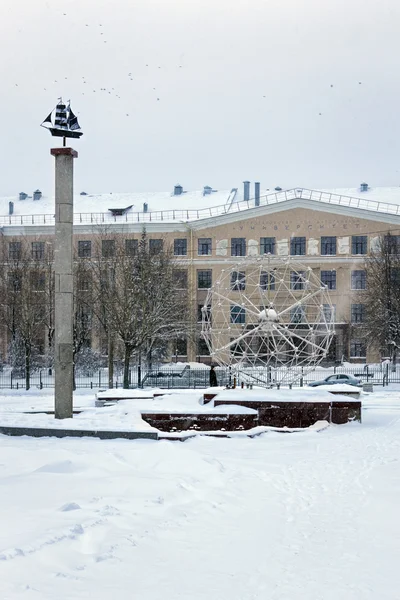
(1, 184), (400, 365)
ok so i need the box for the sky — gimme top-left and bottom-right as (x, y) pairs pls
(1, 0), (400, 197)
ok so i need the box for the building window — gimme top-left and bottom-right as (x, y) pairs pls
(78, 240), (91, 258)
(231, 238), (246, 256)
(31, 242), (45, 260)
(384, 234), (400, 254)
(125, 239), (138, 256)
(321, 236), (336, 256)
(351, 270), (366, 290)
(197, 270), (212, 289)
(350, 340), (366, 358)
(230, 305), (246, 324)
(8, 242), (21, 260)
(321, 270), (336, 290)
(260, 237), (275, 255)
(260, 271), (275, 291)
(197, 337), (210, 356)
(30, 271), (45, 291)
(102, 239), (115, 258)
(351, 303), (365, 323)
(174, 338), (187, 356)
(174, 238), (187, 256)
(291, 271), (305, 290)
(172, 269), (188, 289)
(291, 306), (306, 323)
(290, 237), (306, 256)
(8, 272), (22, 292)
(198, 238), (212, 256)
(149, 239), (163, 255)
(198, 304), (211, 323)
(352, 235), (368, 255)
(77, 272), (92, 292)
(231, 271), (246, 291)
(322, 304), (335, 322)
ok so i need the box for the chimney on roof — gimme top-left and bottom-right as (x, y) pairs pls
(174, 184), (183, 196)
(243, 181), (250, 202)
(9, 201), (14, 216)
(360, 182), (369, 192)
(143, 202), (148, 213)
(254, 182), (260, 207)
(19, 192), (28, 201)
(33, 189), (42, 201)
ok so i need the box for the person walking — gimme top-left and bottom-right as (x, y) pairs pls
(209, 365), (218, 387)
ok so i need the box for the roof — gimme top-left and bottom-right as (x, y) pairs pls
(1, 185), (400, 227)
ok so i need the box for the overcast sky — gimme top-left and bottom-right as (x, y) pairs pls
(1, 0), (400, 197)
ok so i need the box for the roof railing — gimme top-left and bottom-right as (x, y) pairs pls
(1, 188), (400, 227)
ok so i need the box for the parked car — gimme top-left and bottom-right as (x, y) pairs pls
(308, 374), (362, 387)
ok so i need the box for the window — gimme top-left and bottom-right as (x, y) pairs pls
(30, 271), (45, 291)
(174, 338), (187, 356)
(8, 272), (22, 292)
(231, 271), (246, 291)
(197, 270), (212, 289)
(231, 338), (246, 357)
(8, 242), (21, 260)
(391, 268), (400, 285)
(260, 271), (275, 291)
(77, 305), (92, 329)
(291, 306), (306, 323)
(352, 235), (368, 255)
(197, 337), (210, 356)
(125, 239), (138, 256)
(77, 272), (92, 292)
(260, 237), (275, 255)
(321, 270), (336, 290)
(322, 304), (335, 322)
(351, 270), (366, 290)
(230, 305), (246, 324)
(291, 271), (305, 290)
(321, 236), (336, 256)
(31, 242), (44, 260)
(231, 238), (246, 257)
(290, 237), (306, 256)
(385, 235), (400, 254)
(78, 240), (91, 258)
(198, 238), (212, 256)
(198, 304), (211, 323)
(172, 269), (188, 288)
(350, 340), (366, 358)
(100, 267), (115, 291)
(33, 333), (45, 356)
(174, 238), (187, 256)
(102, 239), (115, 258)
(351, 303), (365, 323)
(149, 239), (163, 255)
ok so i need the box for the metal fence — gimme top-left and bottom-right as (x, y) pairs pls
(0, 363), (397, 390)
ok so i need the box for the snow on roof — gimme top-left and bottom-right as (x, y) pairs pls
(1, 185), (400, 226)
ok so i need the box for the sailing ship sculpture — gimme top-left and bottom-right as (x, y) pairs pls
(41, 99), (83, 145)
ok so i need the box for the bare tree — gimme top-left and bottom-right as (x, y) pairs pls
(89, 230), (189, 388)
(361, 233), (400, 364)
(0, 236), (53, 389)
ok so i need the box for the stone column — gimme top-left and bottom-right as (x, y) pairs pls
(50, 147), (78, 419)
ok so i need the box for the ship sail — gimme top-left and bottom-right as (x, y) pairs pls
(41, 98), (83, 140)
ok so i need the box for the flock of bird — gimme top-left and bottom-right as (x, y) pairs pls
(12, 8), (367, 120)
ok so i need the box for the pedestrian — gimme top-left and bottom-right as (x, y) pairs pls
(209, 364), (218, 387)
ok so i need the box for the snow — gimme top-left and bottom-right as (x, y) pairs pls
(214, 387), (358, 404)
(0, 387), (399, 599)
(313, 383), (362, 393)
(3, 185), (400, 226)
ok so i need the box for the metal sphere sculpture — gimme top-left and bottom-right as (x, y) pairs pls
(201, 256), (335, 386)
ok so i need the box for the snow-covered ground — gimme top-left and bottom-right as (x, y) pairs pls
(0, 387), (399, 599)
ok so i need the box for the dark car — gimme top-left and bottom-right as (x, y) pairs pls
(308, 374), (362, 387)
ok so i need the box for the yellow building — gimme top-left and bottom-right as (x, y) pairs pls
(1, 182), (400, 364)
